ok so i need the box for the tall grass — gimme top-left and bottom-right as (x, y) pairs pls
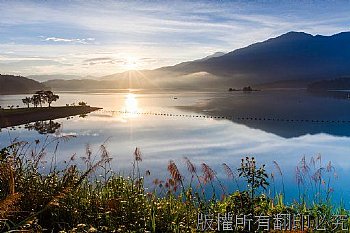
(0, 136), (348, 232)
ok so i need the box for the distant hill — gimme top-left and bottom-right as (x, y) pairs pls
(41, 31), (350, 90)
(255, 79), (313, 89)
(307, 78), (350, 91)
(0, 74), (46, 94)
(44, 70), (222, 91)
(158, 31), (350, 86)
(44, 71), (161, 90)
(189, 51), (225, 62)
(28, 74), (85, 82)
(97, 31), (350, 89)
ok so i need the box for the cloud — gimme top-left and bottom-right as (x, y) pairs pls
(1, 1), (350, 76)
(82, 56), (158, 67)
(82, 57), (120, 66)
(43, 37), (95, 44)
(84, 57), (113, 62)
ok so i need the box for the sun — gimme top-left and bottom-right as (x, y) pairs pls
(124, 56), (138, 70)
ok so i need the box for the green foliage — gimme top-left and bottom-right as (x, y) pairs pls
(238, 157), (269, 200)
(0, 140), (348, 232)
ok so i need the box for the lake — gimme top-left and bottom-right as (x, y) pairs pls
(1, 89), (350, 207)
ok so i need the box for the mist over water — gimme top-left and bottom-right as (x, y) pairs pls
(1, 90), (350, 206)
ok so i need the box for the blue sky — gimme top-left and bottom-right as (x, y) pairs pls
(0, 0), (350, 77)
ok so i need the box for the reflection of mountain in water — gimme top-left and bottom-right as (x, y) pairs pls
(179, 90), (350, 138)
(308, 89), (350, 100)
(25, 120), (61, 134)
(231, 119), (350, 138)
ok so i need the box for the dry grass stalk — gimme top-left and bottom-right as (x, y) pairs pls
(184, 157), (196, 174)
(0, 193), (21, 219)
(201, 163), (215, 184)
(273, 161), (282, 177)
(14, 150), (109, 229)
(0, 163), (15, 194)
(100, 144), (110, 160)
(222, 163), (234, 179)
(134, 147), (142, 162)
(167, 160), (182, 183)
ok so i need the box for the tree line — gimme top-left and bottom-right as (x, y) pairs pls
(22, 90), (59, 108)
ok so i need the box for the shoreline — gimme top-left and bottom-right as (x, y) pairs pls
(0, 106), (102, 128)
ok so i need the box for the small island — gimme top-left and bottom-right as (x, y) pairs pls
(228, 86), (261, 92)
(0, 90), (102, 128)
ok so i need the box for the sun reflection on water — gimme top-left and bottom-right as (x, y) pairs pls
(124, 93), (140, 117)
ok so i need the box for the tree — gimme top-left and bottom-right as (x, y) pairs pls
(22, 97), (31, 108)
(78, 101), (87, 106)
(31, 95), (41, 108)
(25, 120), (61, 134)
(44, 91), (59, 107)
(243, 86), (253, 92)
(34, 91), (47, 107)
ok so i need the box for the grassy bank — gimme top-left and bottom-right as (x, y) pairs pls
(0, 137), (348, 232)
(0, 106), (102, 128)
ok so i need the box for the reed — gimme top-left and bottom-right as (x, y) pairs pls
(0, 137), (347, 232)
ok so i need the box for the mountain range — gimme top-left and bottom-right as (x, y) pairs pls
(161, 31), (350, 85)
(44, 31), (350, 91)
(2, 31), (350, 93)
(0, 74), (45, 94)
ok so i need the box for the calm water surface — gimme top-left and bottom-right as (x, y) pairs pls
(1, 90), (350, 206)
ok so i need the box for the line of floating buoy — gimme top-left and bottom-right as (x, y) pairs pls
(96, 110), (350, 124)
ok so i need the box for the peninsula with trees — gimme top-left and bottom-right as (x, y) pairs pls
(0, 90), (101, 129)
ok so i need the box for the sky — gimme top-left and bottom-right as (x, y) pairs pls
(1, 0), (350, 79)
